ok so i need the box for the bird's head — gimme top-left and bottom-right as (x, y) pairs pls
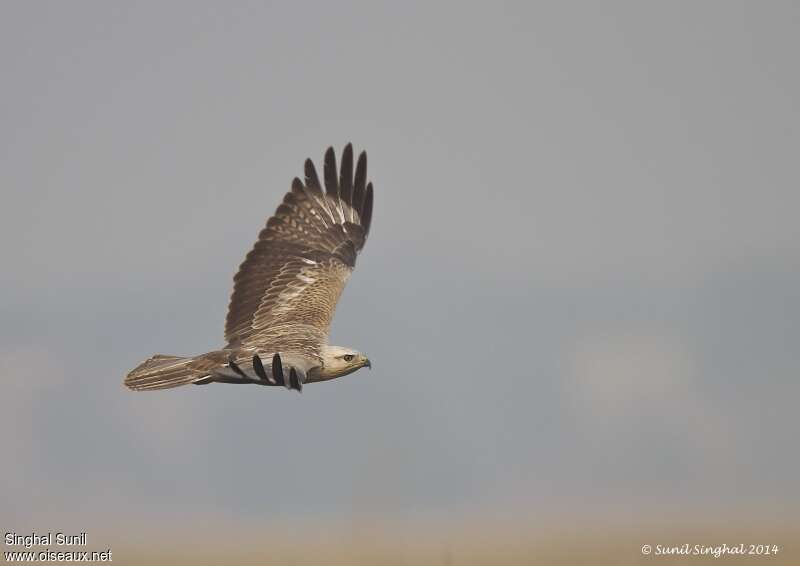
(319, 345), (371, 380)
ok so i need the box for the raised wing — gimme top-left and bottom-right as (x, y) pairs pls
(224, 144), (373, 357)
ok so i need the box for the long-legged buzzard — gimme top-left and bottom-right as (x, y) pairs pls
(125, 144), (373, 393)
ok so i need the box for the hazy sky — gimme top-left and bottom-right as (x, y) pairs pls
(2, 1), (798, 530)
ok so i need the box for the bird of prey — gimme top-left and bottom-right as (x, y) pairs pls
(124, 144), (373, 393)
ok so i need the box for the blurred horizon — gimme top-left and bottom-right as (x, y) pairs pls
(1, 1), (798, 561)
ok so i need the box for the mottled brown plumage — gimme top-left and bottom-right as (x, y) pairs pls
(125, 145), (374, 393)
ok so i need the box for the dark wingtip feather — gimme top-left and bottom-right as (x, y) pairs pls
(291, 177), (304, 193)
(252, 355), (268, 382)
(323, 147), (338, 197)
(353, 151), (367, 213)
(289, 368), (302, 392)
(339, 143), (353, 207)
(362, 182), (374, 237)
(271, 353), (285, 386)
(228, 358), (247, 379)
(304, 159), (322, 193)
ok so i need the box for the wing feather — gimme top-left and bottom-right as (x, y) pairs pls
(352, 150), (367, 216)
(224, 145), (373, 357)
(339, 143), (354, 217)
(362, 182), (374, 240)
(324, 146), (338, 199)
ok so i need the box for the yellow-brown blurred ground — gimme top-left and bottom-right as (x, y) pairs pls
(67, 517), (797, 565)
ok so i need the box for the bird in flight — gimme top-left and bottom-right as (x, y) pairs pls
(125, 144), (373, 393)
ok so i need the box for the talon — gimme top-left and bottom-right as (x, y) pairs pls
(271, 353), (285, 386)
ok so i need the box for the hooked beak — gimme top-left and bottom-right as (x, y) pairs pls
(364, 358), (372, 369)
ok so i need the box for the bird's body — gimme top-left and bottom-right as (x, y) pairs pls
(124, 144), (374, 393)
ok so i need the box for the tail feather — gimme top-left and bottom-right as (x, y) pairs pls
(124, 352), (225, 391)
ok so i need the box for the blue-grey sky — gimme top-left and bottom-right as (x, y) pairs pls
(2, 1), (798, 530)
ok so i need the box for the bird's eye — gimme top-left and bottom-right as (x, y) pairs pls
(343, 354), (354, 362)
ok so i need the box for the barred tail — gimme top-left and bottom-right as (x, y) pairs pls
(124, 352), (224, 391)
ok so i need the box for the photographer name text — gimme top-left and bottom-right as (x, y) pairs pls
(5, 533), (87, 549)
